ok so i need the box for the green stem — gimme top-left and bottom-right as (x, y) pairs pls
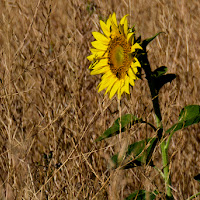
(187, 192), (200, 200)
(165, 130), (175, 150)
(140, 51), (172, 198)
(160, 139), (172, 197)
(154, 165), (165, 179)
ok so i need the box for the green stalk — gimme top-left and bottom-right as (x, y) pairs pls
(160, 139), (172, 197)
(165, 129), (175, 151)
(139, 50), (172, 198)
(187, 192), (200, 200)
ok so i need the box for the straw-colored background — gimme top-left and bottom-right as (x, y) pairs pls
(0, 0), (200, 199)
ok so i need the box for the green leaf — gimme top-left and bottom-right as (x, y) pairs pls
(194, 174), (200, 183)
(96, 114), (140, 141)
(155, 74), (176, 92)
(125, 190), (157, 200)
(166, 105), (200, 134)
(141, 32), (164, 49)
(135, 35), (141, 43)
(151, 66), (176, 92)
(96, 114), (157, 141)
(152, 66), (168, 77)
(111, 137), (157, 169)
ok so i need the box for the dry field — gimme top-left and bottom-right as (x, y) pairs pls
(0, 0), (200, 199)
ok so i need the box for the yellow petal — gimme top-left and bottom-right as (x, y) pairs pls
(108, 13), (119, 34)
(118, 24), (124, 35)
(105, 76), (118, 94)
(131, 43), (143, 52)
(87, 54), (95, 61)
(132, 58), (141, 68)
(92, 32), (109, 44)
(90, 66), (109, 75)
(129, 76), (135, 86)
(111, 12), (118, 26)
(109, 80), (121, 99)
(120, 80), (125, 94)
(117, 80), (125, 99)
(120, 14), (128, 25)
(124, 21), (128, 36)
(91, 41), (108, 50)
(132, 68), (138, 78)
(127, 32), (134, 43)
(89, 63), (94, 69)
(100, 20), (110, 37)
(106, 17), (111, 28)
(92, 59), (108, 70)
(131, 62), (140, 80)
(90, 49), (107, 60)
(128, 67), (136, 79)
(98, 81), (108, 93)
(94, 51), (106, 59)
(131, 36), (135, 45)
(90, 48), (104, 53)
(102, 70), (113, 79)
(98, 75), (114, 92)
(92, 51), (106, 60)
(123, 76), (130, 94)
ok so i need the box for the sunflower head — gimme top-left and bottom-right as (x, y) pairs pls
(87, 13), (142, 99)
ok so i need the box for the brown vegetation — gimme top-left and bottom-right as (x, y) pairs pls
(0, 0), (200, 199)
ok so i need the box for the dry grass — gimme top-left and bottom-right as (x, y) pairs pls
(0, 0), (200, 199)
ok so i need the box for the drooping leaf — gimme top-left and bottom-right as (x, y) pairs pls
(194, 174), (200, 183)
(151, 66), (176, 92)
(96, 114), (140, 141)
(111, 137), (157, 169)
(96, 114), (156, 142)
(125, 190), (158, 200)
(155, 74), (176, 92)
(141, 32), (164, 49)
(95, 122), (119, 142)
(152, 66), (168, 77)
(135, 35), (141, 43)
(166, 105), (200, 134)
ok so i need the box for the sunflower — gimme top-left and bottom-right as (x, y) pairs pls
(87, 13), (142, 99)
